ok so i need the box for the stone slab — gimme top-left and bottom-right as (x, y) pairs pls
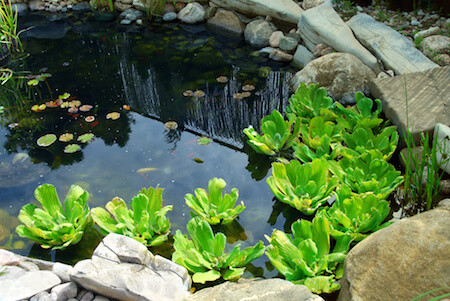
(347, 13), (439, 75)
(369, 66), (450, 144)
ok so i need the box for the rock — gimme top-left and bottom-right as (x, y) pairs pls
(338, 207), (450, 301)
(437, 198), (450, 208)
(435, 53), (450, 66)
(120, 8), (144, 21)
(421, 35), (450, 57)
(369, 66), (449, 144)
(269, 49), (293, 61)
(279, 36), (298, 52)
(244, 19), (274, 48)
(0, 249), (19, 266)
(163, 12), (177, 22)
(51, 282), (78, 301)
(258, 46), (276, 56)
(122, 0), (133, 4)
(92, 296), (110, 301)
(286, 31), (302, 42)
(15, 255), (55, 271)
(269, 31), (283, 47)
(120, 19), (132, 25)
(347, 14), (439, 75)
(204, 6), (217, 19)
(187, 278), (324, 301)
(414, 26), (440, 40)
(399, 146), (424, 171)
(312, 43), (334, 57)
(178, 2), (205, 24)
(291, 53), (376, 104)
(0, 270), (61, 300)
(136, 19), (143, 25)
(298, 3), (378, 72)
(72, 2), (91, 11)
(30, 291), (52, 301)
(18, 261), (40, 271)
(52, 262), (74, 283)
(207, 9), (245, 36)
(210, 0), (303, 24)
(78, 290), (94, 301)
(12, 3), (28, 16)
(292, 44), (314, 68)
(434, 123), (450, 174)
(70, 234), (191, 301)
(29, 0), (45, 10)
(163, 2), (176, 13)
(302, 0), (323, 9)
(439, 181), (450, 196)
(132, 0), (145, 11)
(114, 1), (132, 12)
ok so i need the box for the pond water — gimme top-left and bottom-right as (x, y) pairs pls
(0, 12), (302, 278)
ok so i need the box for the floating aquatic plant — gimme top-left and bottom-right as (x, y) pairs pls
(58, 92), (70, 100)
(37, 134), (57, 147)
(64, 144), (81, 153)
(68, 107), (78, 113)
(60, 102), (69, 108)
(123, 105), (130, 110)
(77, 133), (94, 143)
(59, 133), (74, 142)
(79, 105), (93, 112)
(193, 158), (204, 164)
(0, 106), (4, 114)
(31, 104), (46, 112)
(164, 121), (178, 130)
(69, 100), (81, 108)
(216, 76), (228, 83)
(85, 116), (95, 122)
(193, 90), (205, 98)
(197, 137), (211, 145)
(242, 84), (255, 92)
(183, 90), (193, 97)
(106, 112), (120, 120)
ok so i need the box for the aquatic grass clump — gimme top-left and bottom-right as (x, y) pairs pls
(0, 0), (24, 53)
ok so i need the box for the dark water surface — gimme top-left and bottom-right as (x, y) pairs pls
(0, 12), (301, 278)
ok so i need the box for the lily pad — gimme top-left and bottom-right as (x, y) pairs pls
(77, 133), (94, 143)
(0, 106), (4, 114)
(197, 137), (211, 145)
(123, 105), (130, 110)
(85, 116), (95, 122)
(183, 90), (193, 97)
(60, 102), (69, 108)
(193, 90), (205, 98)
(37, 134), (57, 147)
(69, 100), (81, 107)
(79, 105), (93, 112)
(242, 84), (255, 92)
(106, 112), (120, 120)
(27, 79), (39, 86)
(68, 107), (79, 113)
(31, 104), (46, 112)
(216, 76), (228, 83)
(64, 144), (81, 153)
(59, 133), (74, 142)
(193, 157), (204, 163)
(164, 121), (178, 130)
(59, 92), (70, 100)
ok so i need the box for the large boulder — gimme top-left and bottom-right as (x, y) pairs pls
(347, 13), (439, 75)
(70, 233), (191, 301)
(244, 19), (274, 48)
(297, 3), (378, 72)
(338, 207), (450, 301)
(177, 2), (205, 24)
(290, 53), (376, 104)
(421, 35), (450, 58)
(188, 278), (324, 301)
(207, 9), (245, 36)
(210, 0), (303, 24)
(369, 66), (450, 144)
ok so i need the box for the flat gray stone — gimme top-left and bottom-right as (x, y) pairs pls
(51, 282), (78, 301)
(369, 66), (449, 143)
(292, 44), (314, 68)
(414, 27), (440, 40)
(163, 12), (177, 22)
(347, 13), (439, 75)
(187, 278), (324, 301)
(297, 3), (378, 72)
(0, 270), (61, 300)
(101, 233), (152, 265)
(52, 262), (74, 282)
(30, 291), (52, 301)
(279, 36), (298, 52)
(207, 9), (245, 36)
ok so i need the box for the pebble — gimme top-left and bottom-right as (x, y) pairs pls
(120, 19), (132, 25)
(136, 19), (143, 25)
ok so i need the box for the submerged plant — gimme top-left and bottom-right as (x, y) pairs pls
(185, 178), (245, 225)
(172, 217), (265, 284)
(265, 217), (347, 294)
(267, 159), (338, 215)
(243, 110), (300, 156)
(16, 184), (91, 250)
(91, 187), (172, 247)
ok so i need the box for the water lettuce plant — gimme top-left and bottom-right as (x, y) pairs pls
(16, 184), (91, 250)
(334, 92), (383, 130)
(267, 159), (338, 215)
(91, 187), (172, 247)
(243, 110), (300, 156)
(265, 217), (347, 294)
(329, 150), (403, 199)
(172, 217), (265, 284)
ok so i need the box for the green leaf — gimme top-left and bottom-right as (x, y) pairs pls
(37, 134), (57, 147)
(303, 275), (340, 294)
(64, 144), (81, 153)
(192, 270), (221, 284)
(197, 137), (211, 145)
(77, 133), (94, 143)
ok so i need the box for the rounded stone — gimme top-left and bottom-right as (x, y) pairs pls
(244, 19), (274, 48)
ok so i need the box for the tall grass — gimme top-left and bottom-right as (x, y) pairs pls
(0, 0), (23, 54)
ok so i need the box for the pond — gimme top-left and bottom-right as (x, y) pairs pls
(0, 12), (299, 278)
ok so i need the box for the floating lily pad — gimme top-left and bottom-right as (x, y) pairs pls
(193, 90), (205, 97)
(8, 123), (19, 129)
(123, 105), (130, 110)
(197, 137), (211, 145)
(60, 102), (69, 108)
(31, 104), (46, 112)
(69, 100), (81, 107)
(106, 112), (120, 120)
(45, 100), (59, 108)
(193, 157), (204, 163)
(59, 92), (70, 100)
(85, 116), (95, 122)
(241, 91), (251, 98)
(59, 133), (74, 142)
(242, 84), (255, 92)
(27, 79), (39, 86)
(233, 93), (244, 99)
(77, 133), (94, 143)
(164, 121), (178, 130)
(183, 90), (193, 97)
(79, 105), (93, 112)
(68, 107), (78, 113)
(37, 134), (57, 147)
(64, 144), (81, 153)
(216, 76), (228, 83)
(0, 106), (4, 114)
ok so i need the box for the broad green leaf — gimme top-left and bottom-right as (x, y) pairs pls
(192, 270), (221, 284)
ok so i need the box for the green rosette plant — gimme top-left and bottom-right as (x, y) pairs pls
(292, 136), (343, 163)
(334, 92), (383, 130)
(172, 217), (265, 284)
(91, 187), (172, 247)
(317, 186), (392, 249)
(267, 159), (338, 215)
(16, 184), (91, 250)
(243, 110), (300, 156)
(328, 150), (403, 199)
(286, 83), (337, 122)
(185, 178), (245, 225)
(265, 217), (347, 294)
(341, 125), (399, 160)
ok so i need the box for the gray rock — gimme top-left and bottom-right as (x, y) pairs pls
(18, 261), (40, 271)
(132, 0), (145, 11)
(177, 2), (205, 24)
(302, 0), (324, 10)
(269, 31), (283, 48)
(187, 278), (324, 301)
(258, 46), (276, 56)
(52, 262), (74, 283)
(269, 49), (293, 62)
(279, 36), (298, 52)
(210, 0), (303, 24)
(30, 291), (52, 301)
(204, 6), (217, 19)
(120, 8), (144, 21)
(12, 3), (28, 16)
(92, 296), (110, 301)
(120, 19), (132, 25)
(347, 13), (439, 75)
(292, 44), (314, 68)
(291, 53), (376, 104)
(15, 255), (55, 271)
(312, 43), (334, 57)
(369, 66), (449, 144)
(136, 19), (143, 25)
(29, 0), (45, 11)
(163, 12), (177, 22)
(338, 207), (450, 301)
(72, 2), (91, 12)
(244, 19), (274, 48)
(286, 31), (302, 42)
(437, 198), (450, 209)
(0, 270), (61, 300)
(434, 53), (450, 66)
(51, 282), (78, 301)
(207, 9), (245, 36)
(434, 123), (450, 174)
(421, 35), (450, 57)
(80, 291), (95, 301)
(70, 234), (191, 301)
(414, 26), (440, 40)
(0, 266), (27, 281)
(0, 249), (20, 266)
(298, 3), (378, 72)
